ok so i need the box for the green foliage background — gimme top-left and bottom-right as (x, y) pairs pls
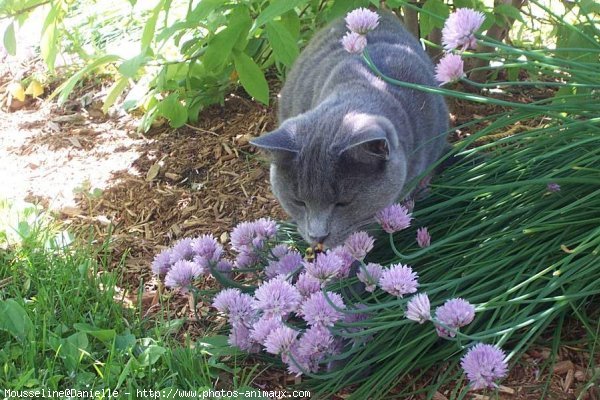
(5, 0), (596, 130)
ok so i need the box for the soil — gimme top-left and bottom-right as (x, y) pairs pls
(1, 63), (597, 399)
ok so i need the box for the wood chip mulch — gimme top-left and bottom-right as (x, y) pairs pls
(68, 92), (287, 287)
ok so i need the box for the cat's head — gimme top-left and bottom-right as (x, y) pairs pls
(251, 111), (408, 247)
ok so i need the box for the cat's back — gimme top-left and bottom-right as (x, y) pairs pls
(278, 11), (437, 120)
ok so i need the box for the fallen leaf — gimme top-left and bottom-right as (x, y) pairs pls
(25, 80), (44, 98)
(146, 162), (161, 181)
(8, 82), (25, 101)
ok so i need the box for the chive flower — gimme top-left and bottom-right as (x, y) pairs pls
(435, 298), (476, 337)
(405, 293), (431, 323)
(264, 326), (299, 355)
(250, 316), (284, 345)
(441, 8), (485, 51)
(295, 272), (322, 298)
(300, 291), (346, 327)
(341, 31), (367, 54)
(164, 260), (202, 291)
(252, 277), (302, 318)
(416, 227), (431, 248)
(345, 8), (380, 34)
(375, 204), (412, 233)
(168, 237), (195, 264)
(305, 252), (343, 283)
(344, 231), (375, 260)
(379, 264), (419, 297)
(461, 343), (508, 389)
(265, 250), (303, 278)
(356, 262), (383, 292)
(151, 248), (172, 277)
(435, 53), (465, 85)
(547, 182), (561, 192)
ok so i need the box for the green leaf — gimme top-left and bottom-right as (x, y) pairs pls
(61, 332), (89, 372)
(141, 0), (164, 51)
(50, 54), (121, 105)
(197, 335), (245, 357)
(102, 77), (129, 114)
(203, 6), (252, 73)
(420, 0), (450, 37)
(0, 299), (33, 341)
(453, 0), (474, 8)
(253, 0), (308, 31)
(281, 10), (301, 39)
(326, 0), (370, 21)
(266, 21), (299, 67)
(494, 4), (524, 23)
(158, 93), (188, 128)
(137, 344), (166, 367)
(119, 53), (147, 78)
(187, 0), (223, 22)
(3, 22), (16, 56)
(40, 5), (59, 71)
(73, 323), (116, 343)
(232, 51), (269, 105)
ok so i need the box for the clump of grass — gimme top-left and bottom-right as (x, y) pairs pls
(0, 205), (262, 395)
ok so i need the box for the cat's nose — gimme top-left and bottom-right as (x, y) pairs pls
(309, 234), (329, 245)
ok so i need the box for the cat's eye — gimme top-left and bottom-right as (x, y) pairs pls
(335, 201), (351, 208)
(293, 199), (306, 208)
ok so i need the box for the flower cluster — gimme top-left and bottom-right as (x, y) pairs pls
(435, 8), (486, 85)
(151, 234), (223, 291)
(341, 8), (380, 54)
(152, 210), (508, 389)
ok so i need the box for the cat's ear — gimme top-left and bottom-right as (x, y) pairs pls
(250, 125), (299, 158)
(338, 129), (390, 162)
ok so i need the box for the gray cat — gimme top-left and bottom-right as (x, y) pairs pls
(251, 10), (448, 247)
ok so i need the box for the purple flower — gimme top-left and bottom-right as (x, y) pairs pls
(164, 260), (202, 290)
(265, 250), (303, 278)
(435, 298), (476, 337)
(228, 323), (259, 353)
(271, 244), (291, 259)
(295, 272), (322, 298)
(169, 238), (195, 264)
(212, 288), (255, 324)
(344, 231), (375, 260)
(230, 221), (256, 251)
(249, 316), (283, 345)
(305, 252), (343, 283)
(341, 31), (367, 54)
(375, 204), (412, 233)
(401, 197), (415, 213)
(234, 249), (259, 269)
(442, 8), (485, 51)
(284, 347), (313, 376)
(254, 217), (278, 238)
(300, 291), (346, 327)
(356, 262), (383, 292)
(215, 259), (233, 278)
(461, 343), (508, 390)
(547, 182), (561, 192)
(379, 264), (419, 297)
(435, 53), (465, 85)
(416, 227), (431, 248)
(345, 8), (380, 34)
(343, 304), (371, 335)
(151, 248), (172, 277)
(253, 277), (302, 318)
(264, 325), (299, 355)
(297, 325), (335, 363)
(330, 246), (354, 278)
(191, 234), (222, 268)
(406, 293), (431, 323)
